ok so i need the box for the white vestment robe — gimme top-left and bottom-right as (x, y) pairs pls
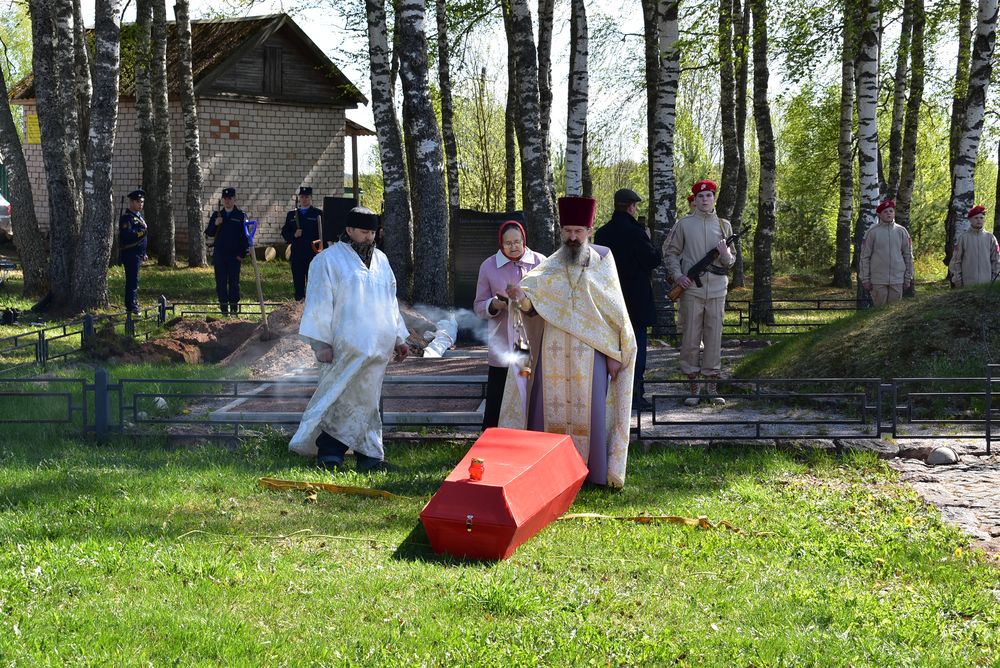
(289, 242), (408, 458)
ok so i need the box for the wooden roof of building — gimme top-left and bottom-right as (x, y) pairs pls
(9, 14), (366, 107)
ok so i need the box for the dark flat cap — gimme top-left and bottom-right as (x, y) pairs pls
(613, 188), (642, 204)
(299, 186), (313, 196)
(347, 207), (380, 231)
(127, 189), (145, 200)
(222, 187), (236, 198)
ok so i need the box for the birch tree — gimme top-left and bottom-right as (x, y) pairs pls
(0, 60), (47, 294)
(886, 0), (912, 199)
(942, 0), (973, 266)
(537, 0), (556, 210)
(895, 0), (924, 231)
(946, 0), (997, 261)
(716, 0), (740, 222)
(641, 0), (679, 337)
(730, 0), (750, 286)
(504, 53), (518, 212)
(852, 0), (880, 288)
(397, 0), (449, 305)
(28, 0), (80, 303)
(367, 0), (413, 297)
(750, 0), (776, 325)
(833, 0), (856, 288)
(71, 0), (122, 310)
(435, 0), (460, 233)
(134, 0), (158, 253)
(175, 0), (205, 268)
(71, 0), (90, 184)
(151, 0), (175, 266)
(502, 0), (556, 253)
(565, 0), (588, 196)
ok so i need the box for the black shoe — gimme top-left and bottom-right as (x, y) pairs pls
(632, 397), (653, 411)
(316, 456), (346, 472)
(356, 458), (393, 473)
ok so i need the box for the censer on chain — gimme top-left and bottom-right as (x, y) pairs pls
(510, 302), (532, 378)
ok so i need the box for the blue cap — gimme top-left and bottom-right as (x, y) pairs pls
(127, 189), (145, 200)
(222, 187), (236, 198)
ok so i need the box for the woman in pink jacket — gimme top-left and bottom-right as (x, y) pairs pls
(473, 221), (545, 429)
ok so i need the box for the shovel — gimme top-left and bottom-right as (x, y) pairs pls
(245, 220), (273, 341)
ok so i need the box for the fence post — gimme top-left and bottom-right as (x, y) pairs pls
(158, 295), (167, 324)
(35, 329), (44, 364)
(83, 314), (94, 344)
(125, 311), (135, 338)
(95, 367), (109, 442)
(988, 365), (994, 456)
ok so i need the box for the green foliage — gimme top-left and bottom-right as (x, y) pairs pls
(774, 85), (841, 273)
(0, 438), (997, 663)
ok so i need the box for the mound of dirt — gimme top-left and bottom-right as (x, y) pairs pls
(116, 317), (259, 365)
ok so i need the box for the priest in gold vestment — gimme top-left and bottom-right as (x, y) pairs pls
(500, 196), (637, 488)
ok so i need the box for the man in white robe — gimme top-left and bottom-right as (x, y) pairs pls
(289, 207), (409, 471)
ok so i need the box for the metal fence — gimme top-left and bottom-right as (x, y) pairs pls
(0, 297), (284, 376)
(0, 367), (994, 454)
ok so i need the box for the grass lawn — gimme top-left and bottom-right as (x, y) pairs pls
(1, 437), (998, 665)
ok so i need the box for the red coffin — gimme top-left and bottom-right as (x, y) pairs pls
(419, 427), (588, 561)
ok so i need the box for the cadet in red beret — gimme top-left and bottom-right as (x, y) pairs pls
(663, 179), (735, 405)
(859, 199), (913, 305)
(950, 205), (999, 287)
(502, 196), (638, 488)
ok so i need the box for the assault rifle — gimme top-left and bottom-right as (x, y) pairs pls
(667, 227), (749, 302)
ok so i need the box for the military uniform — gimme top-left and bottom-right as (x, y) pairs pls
(664, 210), (734, 378)
(119, 189), (148, 314)
(205, 187), (250, 315)
(950, 226), (999, 287)
(859, 217), (913, 305)
(281, 187), (323, 301)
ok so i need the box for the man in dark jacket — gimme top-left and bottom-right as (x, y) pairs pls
(205, 186), (250, 315)
(594, 188), (662, 410)
(119, 189), (148, 314)
(281, 186), (324, 301)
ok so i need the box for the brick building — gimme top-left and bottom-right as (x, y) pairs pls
(9, 13), (373, 251)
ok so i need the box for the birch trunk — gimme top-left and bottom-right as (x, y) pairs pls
(367, 0), (413, 297)
(151, 0), (175, 266)
(537, 0), (556, 210)
(750, 0), (776, 325)
(648, 0), (679, 337)
(717, 0), (740, 221)
(29, 0), (80, 303)
(504, 55), (518, 212)
(947, 0), (998, 256)
(886, 0), (912, 198)
(833, 0), (855, 288)
(730, 0), (750, 287)
(852, 0), (880, 296)
(55, 0), (82, 210)
(71, 0), (121, 310)
(72, 0), (90, 184)
(397, 0), (450, 305)
(565, 0), (588, 197)
(502, 0), (556, 253)
(943, 0), (973, 267)
(435, 0), (461, 233)
(995, 142), (1000, 234)
(896, 0), (924, 230)
(175, 0), (205, 267)
(0, 64), (48, 295)
(134, 0), (158, 254)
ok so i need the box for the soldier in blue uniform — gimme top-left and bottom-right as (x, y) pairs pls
(119, 189), (148, 314)
(281, 186), (324, 301)
(205, 186), (250, 315)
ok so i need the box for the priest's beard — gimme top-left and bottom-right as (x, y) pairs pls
(351, 239), (375, 267)
(562, 239), (588, 265)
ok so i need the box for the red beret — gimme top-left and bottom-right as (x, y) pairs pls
(876, 199), (895, 214)
(558, 196), (597, 228)
(968, 205), (987, 218)
(692, 179), (717, 195)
